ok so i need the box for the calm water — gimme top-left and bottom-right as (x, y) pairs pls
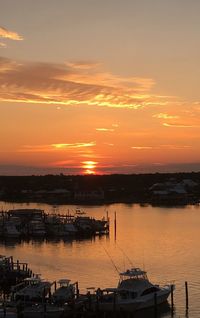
(1, 201), (200, 317)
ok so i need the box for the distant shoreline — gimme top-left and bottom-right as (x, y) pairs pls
(0, 172), (200, 207)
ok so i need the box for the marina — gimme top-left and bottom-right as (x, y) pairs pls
(0, 255), (175, 317)
(0, 209), (109, 239)
(0, 202), (200, 317)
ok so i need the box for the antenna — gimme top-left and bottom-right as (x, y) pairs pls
(102, 245), (120, 274)
(116, 242), (134, 267)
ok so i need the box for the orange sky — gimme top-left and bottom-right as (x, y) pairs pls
(1, 0), (200, 175)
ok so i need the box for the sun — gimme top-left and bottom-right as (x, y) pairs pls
(82, 161), (98, 175)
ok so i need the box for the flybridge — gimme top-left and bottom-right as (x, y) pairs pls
(120, 268), (148, 279)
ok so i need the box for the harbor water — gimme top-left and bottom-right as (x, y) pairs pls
(0, 201), (200, 317)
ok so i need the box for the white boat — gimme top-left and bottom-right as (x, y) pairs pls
(52, 279), (75, 304)
(63, 223), (78, 235)
(95, 267), (174, 312)
(29, 220), (46, 236)
(22, 304), (64, 318)
(75, 208), (86, 215)
(14, 276), (51, 302)
(4, 222), (20, 238)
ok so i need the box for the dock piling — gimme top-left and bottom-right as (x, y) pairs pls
(154, 292), (157, 318)
(114, 211), (117, 241)
(171, 284), (174, 312)
(185, 281), (189, 309)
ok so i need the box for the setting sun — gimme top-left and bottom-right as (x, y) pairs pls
(82, 161), (98, 175)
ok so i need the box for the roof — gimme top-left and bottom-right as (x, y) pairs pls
(58, 279), (70, 284)
(119, 278), (153, 292)
(120, 268), (147, 277)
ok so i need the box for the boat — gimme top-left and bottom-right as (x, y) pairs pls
(52, 279), (75, 304)
(75, 208), (86, 215)
(95, 267), (174, 312)
(29, 220), (46, 236)
(14, 276), (51, 302)
(4, 222), (20, 238)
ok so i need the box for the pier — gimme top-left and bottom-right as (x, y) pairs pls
(0, 255), (191, 318)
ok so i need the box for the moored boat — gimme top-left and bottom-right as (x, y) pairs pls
(14, 276), (51, 302)
(94, 267), (174, 312)
(52, 279), (75, 304)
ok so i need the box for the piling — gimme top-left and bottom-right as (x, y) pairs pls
(154, 292), (157, 318)
(87, 291), (92, 310)
(113, 291), (116, 312)
(171, 284), (174, 312)
(76, 281), (79, 298)
(114, 211), (117, 241)
(185, 281), (189, 309)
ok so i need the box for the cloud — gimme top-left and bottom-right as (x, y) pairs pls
(163, 123), (197, 128)
(153, 113), (179, 119)
(0, 42), (6, 48)
(160, 144), (191, 150)
(104, 143), (114, 146)
(96, 128), (114, 132)
(0, 26), (23, 40)
(52, 142), (96, 149)
(0, 57), (171, 109)
(131, 146), (153, 150)
(18, 142), (96, 152)
(131, 145), (191, 150)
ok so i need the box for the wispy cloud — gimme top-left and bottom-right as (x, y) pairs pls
(160, 144), (192, 150)
(19, 142), (96, 152)
(104, 143), (114, 146)
(52, 142), (96, 149)
(0, 42), (6, 48)
(131, 144), (191, 150)
(131, 146), (153, 150)
(0, 57), (172, 109)
(163, 123), (197, 128)
(153, 113), (179, 119)
(0, 26), (23, 40)
(96, 128), (114, 132)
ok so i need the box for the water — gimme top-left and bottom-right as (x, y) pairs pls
(0, 201), (200, 317)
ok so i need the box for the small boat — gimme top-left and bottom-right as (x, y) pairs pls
(29, 220), (46, 236)
(95, 267), (174, 312)
(75, 209), (86, 215)
(52, 279), (75, 304)
(14, 276), (51, 302)
(4, 222), (20, 238)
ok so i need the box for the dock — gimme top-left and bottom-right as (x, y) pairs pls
(0, 209), (109, 240)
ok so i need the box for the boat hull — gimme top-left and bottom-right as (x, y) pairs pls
(136, 289), (171, 309)
(22, 306), (64, 318)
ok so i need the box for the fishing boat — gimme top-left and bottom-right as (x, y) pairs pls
(95, 268), (174, 312)
(4, 222), (20, 238)
(14, 276), (51, 302)
(75, 208), (86, 215)
(52, 279), (75, 304)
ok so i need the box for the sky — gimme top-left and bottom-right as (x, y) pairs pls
(1, 0), (200, 175)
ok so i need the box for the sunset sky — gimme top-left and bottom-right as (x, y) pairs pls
(1, 0), (200, 175)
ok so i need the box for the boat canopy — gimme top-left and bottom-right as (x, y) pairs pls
(58, 279), (71, 286)
(120, 268), (147, 279)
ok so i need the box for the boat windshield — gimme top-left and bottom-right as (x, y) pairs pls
(119, 268), (148, 281)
